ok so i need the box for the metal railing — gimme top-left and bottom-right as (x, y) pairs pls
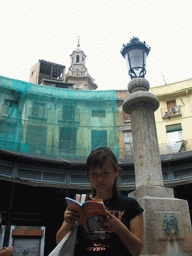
(161, 105), (182, 118)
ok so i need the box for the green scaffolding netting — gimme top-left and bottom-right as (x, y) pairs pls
(0, 76), (119, 159)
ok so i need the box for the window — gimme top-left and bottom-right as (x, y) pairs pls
(3, 99), (17, 115)
(52, 66), (63, 79)
(91, 130), (107, 150)
(163, 100), (180, 118)
(166, 100), (176, 115)
(123, 131), (133, 157)
(166, 124), (184, 153)
(30, 102), (45, 119)
(92, 110), (106, 117)
(0, 121), (17, 150)
(39, 62), (64, 80)
(76, 55), (80, 63)
(59, 127), (77, 154)
(63, 105), (75, 121)
(166, 124), (182, 133)
(26, 125), (47, 155)
(123, 111), (131, 122)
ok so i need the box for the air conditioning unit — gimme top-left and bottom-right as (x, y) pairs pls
(170, 106), (179, 114)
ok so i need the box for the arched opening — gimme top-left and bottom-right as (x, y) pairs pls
(76, 55), (79, 63)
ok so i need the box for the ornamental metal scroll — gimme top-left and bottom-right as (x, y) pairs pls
(163, 214), (178, 238)
(22, 249), (30, 256)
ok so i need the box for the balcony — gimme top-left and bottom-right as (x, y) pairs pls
(119, 139), (191, 159)
(161, 105), (182, 119)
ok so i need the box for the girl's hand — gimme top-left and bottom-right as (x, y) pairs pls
(102, 211), (144, 256)
(0, 246), (14, 256)
(101, 210), (123, 233)
(64, 206), (79, 225)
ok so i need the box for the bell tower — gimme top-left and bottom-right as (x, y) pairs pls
(70, 39), (86, 66)
(65, 40), (97, 90)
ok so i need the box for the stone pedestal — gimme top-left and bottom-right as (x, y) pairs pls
(123, 78), (192, 255)
(129, 186), (192, 255)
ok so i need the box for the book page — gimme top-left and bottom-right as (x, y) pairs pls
(83, 201), (107, 234)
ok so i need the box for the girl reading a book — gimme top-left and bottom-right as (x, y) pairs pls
(56, 147), (144, 256)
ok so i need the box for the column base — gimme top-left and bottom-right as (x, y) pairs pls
(129, 186), (192, 255)
(129, 185), (174, 199)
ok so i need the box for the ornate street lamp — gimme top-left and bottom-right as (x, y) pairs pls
(121, 37), (192, 255)
(121, 37), (151, 79)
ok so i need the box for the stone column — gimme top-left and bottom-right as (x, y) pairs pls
(123, 78), (192, 255)
(123, 78), (163, 188)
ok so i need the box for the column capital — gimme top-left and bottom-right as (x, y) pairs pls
(123, 90), (159, 114)
(128, 78), (150, 93)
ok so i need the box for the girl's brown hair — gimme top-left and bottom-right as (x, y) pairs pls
(86, 147), (121, 197)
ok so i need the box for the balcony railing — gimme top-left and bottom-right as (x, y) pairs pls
(161, 105), (182, 119)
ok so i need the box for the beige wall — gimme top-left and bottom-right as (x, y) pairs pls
(149, 78), (192, 151)
(29, 62), (39, 84)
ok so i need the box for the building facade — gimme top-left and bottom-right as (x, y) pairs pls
(150, 78), (192, 154)
(117, 78), (192, 159)
(0, 76), (118, 160)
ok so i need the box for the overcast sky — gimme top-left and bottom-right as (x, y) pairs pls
(1, 0), (191, 90)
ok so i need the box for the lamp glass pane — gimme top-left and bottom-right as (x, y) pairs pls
(129, 49), (144, 69)
(143, 52), (147, 67)
(125, 53), (130, 70)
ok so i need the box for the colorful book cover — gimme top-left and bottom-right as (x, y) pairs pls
(65, 197), (107, 233)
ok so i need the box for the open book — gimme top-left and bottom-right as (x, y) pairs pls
(65, 197), (107, 233)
